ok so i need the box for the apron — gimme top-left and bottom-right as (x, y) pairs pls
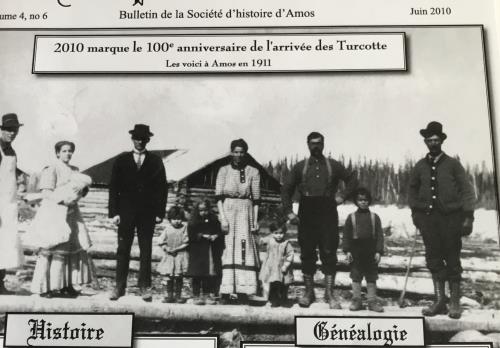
(0, 146), (23, 269)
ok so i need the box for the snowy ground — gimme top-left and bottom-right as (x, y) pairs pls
(335, 204), (499, 243)
(11, 201), (500, 321)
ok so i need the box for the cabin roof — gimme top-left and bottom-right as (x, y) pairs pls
(82, 149), (281, 193)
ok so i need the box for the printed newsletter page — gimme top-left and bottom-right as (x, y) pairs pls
(0, 1), (499, 347)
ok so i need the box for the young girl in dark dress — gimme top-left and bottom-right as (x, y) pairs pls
(187, 200), (224, 305)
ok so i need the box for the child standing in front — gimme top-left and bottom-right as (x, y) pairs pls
(259, 221), (294, 307)
(342, 187), (384, 312)
(157, 206), (189, 303)
(187, 200), (224, 305)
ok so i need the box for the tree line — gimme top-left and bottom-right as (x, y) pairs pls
(265, 155), (498, 210)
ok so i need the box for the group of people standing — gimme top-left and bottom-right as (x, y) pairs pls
(0, 113), (476, 319)
(0, 114), (95, 298)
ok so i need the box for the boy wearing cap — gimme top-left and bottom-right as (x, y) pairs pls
(109, 124), (167, 301)
(409, 121), (475, 319)
(0, 113), (24, 294)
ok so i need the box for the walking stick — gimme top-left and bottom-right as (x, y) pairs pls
(398, 227), (419, 308)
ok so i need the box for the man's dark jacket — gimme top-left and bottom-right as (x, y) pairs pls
(108, 151), (167, 219)
(409, 153), (475, 214)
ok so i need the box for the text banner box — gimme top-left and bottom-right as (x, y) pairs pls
(134, 336), (218, 348)
(33, 33), (406, 73)
(242, 344), (493, 348)
(295, 316), (425, 347)
(4, 313), (133, 347)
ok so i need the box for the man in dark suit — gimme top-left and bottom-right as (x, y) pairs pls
(108, 124), (167, 301)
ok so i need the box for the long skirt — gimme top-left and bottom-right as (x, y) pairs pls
(30, 206), (95, 294)
(31, 249), (95, 293)
(219, 198), (259, 295)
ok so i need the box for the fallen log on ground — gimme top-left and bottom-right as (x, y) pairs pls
(20, 255), (434, 295)
(76, 230), (500, 273)
(90, 259), (437, 295)
(23, 229), (500, 273)
(0, 295), (498, 333)
(21, 241), (500, 284)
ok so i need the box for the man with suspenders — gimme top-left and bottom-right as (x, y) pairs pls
(282, 132), (357, 308)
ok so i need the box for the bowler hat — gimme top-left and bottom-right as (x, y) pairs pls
(0, 113), (23, 128)
(420, 121), (447, 140)
(129, 124), (153, 138)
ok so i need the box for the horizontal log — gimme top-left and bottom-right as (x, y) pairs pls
(21, 221), (500, 272)
(21, 238), (500, 283)
(90, 259), (434, 295)
(85, 188), (279, 196)
(23, 243), (500, 284)
(79, 199), (108, 205)
(82, 194), (108, 199)
(0, 296), (498, 332)
(79, 207), (109, 215)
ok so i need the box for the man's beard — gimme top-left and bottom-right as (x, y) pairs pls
(310, 148), (322, 157)
(429, 146), (441, 155)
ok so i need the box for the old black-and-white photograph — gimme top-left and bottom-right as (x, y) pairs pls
(0, 25), (499, 344)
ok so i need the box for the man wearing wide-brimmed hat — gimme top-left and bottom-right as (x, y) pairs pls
(0, 113), (24, 294)
(108, 124), (167, 301)
(409, 121), (475, 319)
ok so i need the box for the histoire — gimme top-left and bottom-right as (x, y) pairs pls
(26, 319), (104, 346)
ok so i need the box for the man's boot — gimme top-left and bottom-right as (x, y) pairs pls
(140, 287), (153, 302)
(448, 281), (462, 319)
(422, 279), (447, 316)
(175, 277), (186, 303)
(162, 279), (175, 303)
(219, 293), (231, 305)
(109, 286), (125, 301)
(349, 282), (363, 311)
(324, 274), (342, 309)
(299, 274), (316, 308)
(367, 282), (384, 313)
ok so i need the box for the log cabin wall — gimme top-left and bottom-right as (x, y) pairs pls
(80, 151), (283, 220)
(79, 187), (281, 223)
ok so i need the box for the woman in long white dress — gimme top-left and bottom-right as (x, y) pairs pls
(30, 141), (95, 298)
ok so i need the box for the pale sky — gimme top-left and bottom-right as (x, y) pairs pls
(0, 26), (494, 173)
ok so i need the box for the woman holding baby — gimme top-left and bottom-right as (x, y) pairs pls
(30, 141), (95, 298)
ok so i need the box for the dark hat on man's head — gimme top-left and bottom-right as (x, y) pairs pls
(1, 113), (23, 128)
(129, 124), (153, 138)
(420, 121), (447, 140)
